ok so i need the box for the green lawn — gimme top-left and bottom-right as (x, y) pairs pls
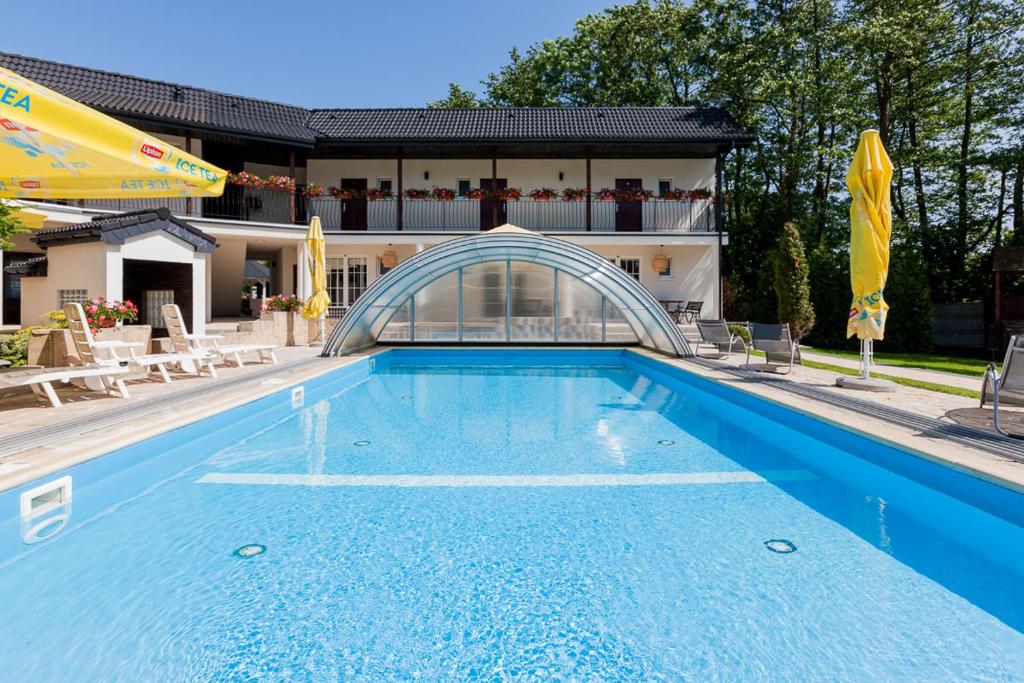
(804, 347), (993, 377)
(800, 358), (981, 399)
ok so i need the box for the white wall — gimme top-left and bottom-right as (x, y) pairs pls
(245, 162), (307, 184)
(307, 158), (714, 193)
(19, 242), (108, 326)
(321, 241), (717, 315)
(210, 239), (248, 316)
(122, 232), (196, 264)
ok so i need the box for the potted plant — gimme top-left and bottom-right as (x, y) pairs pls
(561, 187), (589, 201)
(528, 188), (559, 201)
(329, 186), (365, 201)
(689, 187), (713, 200)
(264, 175), (295, 192)
(661, 188), (685, 200)
(465, 187), (488, 200)
(497, 187), (522, 201)
(262, 294), (308, 346)
(367, 187), (394, 200)
(303, 182), (326, 198)
(84, 297), (139, 331)
(431, 186), (456, 201)
(404, 188), (431, 200)
(596, 187), (619, 201)
(227, 171), (266, 189)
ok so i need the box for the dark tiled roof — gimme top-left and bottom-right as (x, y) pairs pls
(307, 107), (752, 143)
(33, 208), (217, 253)
(3, 255), (47, 277)
(0, 52), (314, 144)
(0, 53), (754, 147)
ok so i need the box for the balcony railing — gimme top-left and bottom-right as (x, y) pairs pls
(306, 197), (715, 233)
(33, 193), (715, 233)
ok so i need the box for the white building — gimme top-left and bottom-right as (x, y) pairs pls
(0, 52), (753, 339)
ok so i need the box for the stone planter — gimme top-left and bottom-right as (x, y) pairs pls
(261, 310), (309, 346)
(28, 325), (153, 367)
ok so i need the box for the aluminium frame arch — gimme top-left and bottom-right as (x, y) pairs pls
(321, 231), (692, 357)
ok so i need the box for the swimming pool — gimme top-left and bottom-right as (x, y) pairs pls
(1, 349), (1022, 680)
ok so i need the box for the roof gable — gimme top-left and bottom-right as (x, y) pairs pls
(33, 208), (217, 253)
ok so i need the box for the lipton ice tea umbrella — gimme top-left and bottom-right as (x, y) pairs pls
(0, 66), (225, 199)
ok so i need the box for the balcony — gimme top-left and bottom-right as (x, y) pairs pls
(31, 192), (716, 233)
(306, 197), (715, 233)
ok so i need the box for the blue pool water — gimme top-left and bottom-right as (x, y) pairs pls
(1, 349), (1023, 680)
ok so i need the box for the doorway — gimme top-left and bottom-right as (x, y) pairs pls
(479, 178), (508, 230)
(340, 178), (368, 231)
(615, 178), (643, 232)
(122, 259), (193, 334)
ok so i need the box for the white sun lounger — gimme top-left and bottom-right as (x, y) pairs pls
(0, 363), (130, 407)
(162, 304), (277, 367)
(63, 303), (217, 383)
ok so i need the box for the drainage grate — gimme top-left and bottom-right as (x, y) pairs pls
(234, 544), (266, 558)
(688, 358), (1024, 464)
(354, 440), (371, 447)
(658, 440), (675, 446)
(765, 539), (797, 554)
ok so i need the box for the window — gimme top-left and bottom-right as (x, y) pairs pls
(347, 257), (368, 303)
(658, 179), (673, 197)
(57, 289), (88, 307)
(457, 179), (471, 198)
(611, 257), (641, 281)
(657, 257), (673, 279)
(378, 178), (393, 192)
(326, 257), (345, 310)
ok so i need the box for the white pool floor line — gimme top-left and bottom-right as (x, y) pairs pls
(197, 470), (815, 488)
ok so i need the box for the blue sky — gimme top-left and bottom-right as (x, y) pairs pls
(7, 0), (610, 108)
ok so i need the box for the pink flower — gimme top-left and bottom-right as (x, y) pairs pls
(87, 305), (97, 314)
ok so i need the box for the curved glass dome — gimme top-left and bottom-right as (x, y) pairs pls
(322, 227), (692, 357)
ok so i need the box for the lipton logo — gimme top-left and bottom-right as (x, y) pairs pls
(140, 143), (164, 159)
(19, 180), (41, 189)
(848, 307), (858, 319)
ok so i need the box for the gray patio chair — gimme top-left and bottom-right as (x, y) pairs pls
(695, 320), (746, 358)
(982, 335), (1024, 437)
(745, 323), (801, 373)
(682, 300), (703, 323)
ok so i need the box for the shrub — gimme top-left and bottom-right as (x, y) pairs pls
(264, 294), (303, 312)
(728, 324), (751, 344)
(882, 242), (933, 352)
(772, 222), (815, 340)
(0, 327), (33, 367)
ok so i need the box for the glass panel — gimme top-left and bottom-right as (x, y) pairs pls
(326, 258), (345, 305)
(605, 300), (639, 343)
(413, 270), (459, 341)
(379, 299), (411, 342)
(510, 262), (554, 341)
(347, 257), (368, 304)
(555, 272), (605, 342)
(462, 262), (507, 341)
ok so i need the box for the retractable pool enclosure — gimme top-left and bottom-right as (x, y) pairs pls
(322, 226), (692, 357)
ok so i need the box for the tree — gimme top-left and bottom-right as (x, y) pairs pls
(0, 201), (25, 251)
(773, 222), (816, 340)
(427, 83), (482, 109)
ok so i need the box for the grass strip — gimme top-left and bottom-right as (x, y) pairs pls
(800, 358), (980, 399)
(807, 347), (991, 377)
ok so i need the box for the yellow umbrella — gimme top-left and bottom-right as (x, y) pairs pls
(300, 216), (330, 323)
(846, 129), (892, 341)
(0, 66), (225, 199)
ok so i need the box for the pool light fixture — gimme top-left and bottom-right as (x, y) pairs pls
(764, 539), (797, 554)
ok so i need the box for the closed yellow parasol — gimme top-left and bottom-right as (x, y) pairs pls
(0, 66), (225, 199)
(841, 130), (895, 389)
(846, 129), (892, 341)
(301, 217), (330, 325)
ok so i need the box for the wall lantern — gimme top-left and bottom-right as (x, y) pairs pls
(558, 171), (564, 181)
(424, 171), (430, 180)
(652, 250), (669, 273)
(381, 249), (399, 269)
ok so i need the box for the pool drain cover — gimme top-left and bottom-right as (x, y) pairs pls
(354, 440), (371, 447)
(400, 395), (413, 400)
(234, 544), (265, 558)
(764, 539), (797, 554)
(658, 439), (675, 446)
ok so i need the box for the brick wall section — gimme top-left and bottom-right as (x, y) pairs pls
(122, 259), (193, 334)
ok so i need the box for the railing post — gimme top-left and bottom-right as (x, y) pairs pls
(396, 150), (403, 231)
(289, 150), (297, 224)
(585, 154), (592, 231)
